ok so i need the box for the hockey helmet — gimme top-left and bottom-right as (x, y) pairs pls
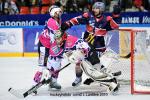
(49, 5), (62, 17)
(92, 2), (105, 12)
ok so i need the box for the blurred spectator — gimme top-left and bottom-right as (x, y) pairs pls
(118, 0), (133, 11)
(0, 0), (10, 15)
(8, 0), (19, 15)
(125, 0), (148, 12)
(29, 0), (41, 7)
(76, 0), (88, 12)
(16, 0), (30, 7)
(65, 0), (78, 12)
(133, 0), (148, 12)
(109, 0), (119, 12)
(143, 0), (150, 11)
(1, 0), (149, 15)
(118, 0), (149, 12)
(50, 0), (56, 5)
(54, 1), (61, 8)
(64, 0), (90, 12)
(0, 0), (5, 14)
(59, 0), (68, 12)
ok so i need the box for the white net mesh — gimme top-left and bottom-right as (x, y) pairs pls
(134, 30), (150, 93)
(105, 30), (131, 84)
(105, 29), (150, 94)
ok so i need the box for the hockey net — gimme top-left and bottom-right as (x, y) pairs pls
(105, 29), (150, 94)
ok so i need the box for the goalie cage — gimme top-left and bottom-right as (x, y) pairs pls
(107, 29), (150, 94)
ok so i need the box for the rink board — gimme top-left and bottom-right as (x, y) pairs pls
(1, 25), (150, 57)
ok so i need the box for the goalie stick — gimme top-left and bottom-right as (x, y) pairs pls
(120, 49), (137, 59)
(120, 52), (131, 58)
(8, 63), (71, 98)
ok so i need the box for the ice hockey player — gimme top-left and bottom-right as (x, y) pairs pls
(61, 1), (119, 90)
(34, 29), (84, 91)
(66, 41), (120, 93)
(32, 5), (63, 92)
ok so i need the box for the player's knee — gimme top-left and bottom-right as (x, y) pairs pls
(50, 67), (60, 78)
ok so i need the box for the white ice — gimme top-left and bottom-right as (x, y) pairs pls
(0, 57), (150, 100)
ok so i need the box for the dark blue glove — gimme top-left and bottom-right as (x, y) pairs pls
(61, 22), (71, 32)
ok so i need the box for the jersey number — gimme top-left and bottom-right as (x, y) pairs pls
(85, 33), (95, 45)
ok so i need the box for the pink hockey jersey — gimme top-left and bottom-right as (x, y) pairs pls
(49, 35), (78, 57)
(39, 18), (61, 48)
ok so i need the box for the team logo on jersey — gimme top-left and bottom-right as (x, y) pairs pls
(51, 45), (61, 54)
(89, 20), (95, 27)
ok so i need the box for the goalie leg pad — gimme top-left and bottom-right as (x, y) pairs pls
(81, 61), (108, 80)
(100, 78), (119, 93)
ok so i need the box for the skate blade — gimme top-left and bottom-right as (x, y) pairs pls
(48, 87), (61, 91)
(72, 82), (81, 87)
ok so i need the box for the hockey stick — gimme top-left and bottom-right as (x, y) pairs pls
(8, 63), (71, 98)
(120, 52), (131, 58)
(120, 49), (137, 59)
(8, 79), (49, 98)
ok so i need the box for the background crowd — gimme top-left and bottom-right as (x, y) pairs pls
(0, 0), (150, 15)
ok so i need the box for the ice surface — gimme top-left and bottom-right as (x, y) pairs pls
(0, 57), (150, 100)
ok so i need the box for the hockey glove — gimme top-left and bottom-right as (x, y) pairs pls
(61, 22), (71, 32)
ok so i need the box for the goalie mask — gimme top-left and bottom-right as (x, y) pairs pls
(54, 30), (67, 47)
(49, 5), (62, 18)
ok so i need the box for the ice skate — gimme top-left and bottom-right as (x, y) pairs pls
(48, 77), (61, 90)
(49, 81), (61, 90)
(72, 77), (82, 86)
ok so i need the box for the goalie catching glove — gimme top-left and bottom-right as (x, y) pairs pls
(63, 40), (90, 64)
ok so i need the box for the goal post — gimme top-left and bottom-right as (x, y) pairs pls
(131, 29), (150, 94)
(106, 29), (150, 94)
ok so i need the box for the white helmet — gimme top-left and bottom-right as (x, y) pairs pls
(92, 2), (105, 12)
(49, 5), (62, 17)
